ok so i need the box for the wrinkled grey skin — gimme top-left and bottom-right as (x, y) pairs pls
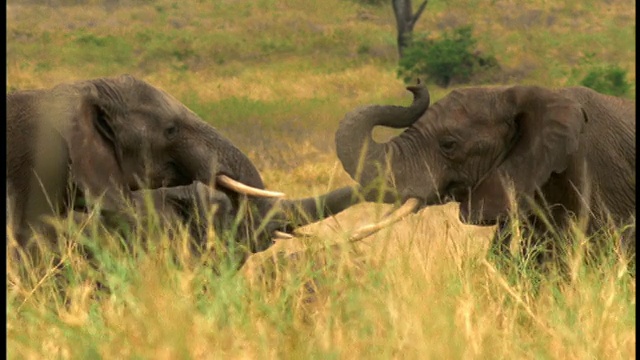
(7, 75), (361, 252)
(335, 83), (635, 263)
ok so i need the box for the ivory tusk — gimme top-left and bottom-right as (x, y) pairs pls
(273, 230), (295, 240)
(348, 197), (420, 242)
(216, 174), (285, 198)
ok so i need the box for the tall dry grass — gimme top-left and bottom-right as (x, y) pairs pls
(7, 200), (635, 359)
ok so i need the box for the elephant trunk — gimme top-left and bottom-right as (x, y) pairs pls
(274, 185), (361, 229)
(241, 185), (361, 252)
(334, 83), (430, 199)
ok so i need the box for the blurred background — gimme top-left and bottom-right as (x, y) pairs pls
(7, 0), (635, 198)
(6, 0), (636, 259)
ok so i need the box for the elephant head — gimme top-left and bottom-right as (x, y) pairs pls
(9, 75), (365, 251)
(8, 75), (294, 249)
(56, 75), (361, 238)
(335, 82), (588, 225)
(41, 75), (282, 206)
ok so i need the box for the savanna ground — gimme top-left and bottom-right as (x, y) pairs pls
(6, 0), (636, 358)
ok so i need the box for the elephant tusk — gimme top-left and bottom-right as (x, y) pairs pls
(272, 229), (314, 240)
(348, 197), (420, 242)
(273, 230), (295, 240)
(216, 174), (285, 198)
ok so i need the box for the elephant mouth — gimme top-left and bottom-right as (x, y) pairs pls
(127, 162), (194, 191)
(444, 180), (499, 226)
(458, 202), (498, 226)
(442, 181), (471, 203)
(412, 182), (468, 208)
(166, 161), (195, 187)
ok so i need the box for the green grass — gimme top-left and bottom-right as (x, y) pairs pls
(6, 0), (636, 358)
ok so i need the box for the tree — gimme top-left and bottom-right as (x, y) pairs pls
(392, 0), (428, 59)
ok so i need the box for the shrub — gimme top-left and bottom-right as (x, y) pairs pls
(580, 65), (631, 97)
(398, 26), (500, 87)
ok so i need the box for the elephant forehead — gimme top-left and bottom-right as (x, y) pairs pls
(133, 89), (182, 112)
(444, 87), (501, 106)
(430, 90), (502, 126)
(424, 102), (469, 126)
(130, 103), (186, 121)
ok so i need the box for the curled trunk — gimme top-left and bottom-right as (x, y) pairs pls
(272, 185), (360, 229)
(335, 84), (430, 198)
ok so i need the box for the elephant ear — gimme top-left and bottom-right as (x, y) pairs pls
(66, 94), (129, 210)
(460, 86), (588, 223)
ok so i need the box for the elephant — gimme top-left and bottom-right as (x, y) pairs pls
(126, 181), (361, 255)
(334, 82), (636, 265)
(7, 75), (362, 256)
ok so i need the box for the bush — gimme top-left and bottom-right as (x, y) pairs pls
(398, 26), (500, 87)
(580, 65), (631, 97)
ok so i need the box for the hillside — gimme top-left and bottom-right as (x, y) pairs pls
(7, 1), (635, 190)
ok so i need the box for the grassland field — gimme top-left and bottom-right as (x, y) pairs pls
(6, 0), (636, 359)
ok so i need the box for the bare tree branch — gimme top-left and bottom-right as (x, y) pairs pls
(411, 0), (428, 27)
(392, 0), (429, 59)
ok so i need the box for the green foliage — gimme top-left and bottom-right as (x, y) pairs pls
(398, 26), (500, 87)
(580, 65), (631, 97)
(66, 31), (134, 67)
(130, 29), (207, 73)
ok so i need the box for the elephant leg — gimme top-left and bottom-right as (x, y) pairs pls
(487, 219), (514, 263)
(517, 214), (570, 274)
(620, 225), (636, 273)
(487, 216), (558, 272)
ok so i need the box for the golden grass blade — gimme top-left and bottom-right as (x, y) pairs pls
(481, 259), (553, 337)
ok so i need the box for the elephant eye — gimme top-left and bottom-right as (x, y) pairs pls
(164, 125), (179, 139)
(439, 138), (457, 154)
